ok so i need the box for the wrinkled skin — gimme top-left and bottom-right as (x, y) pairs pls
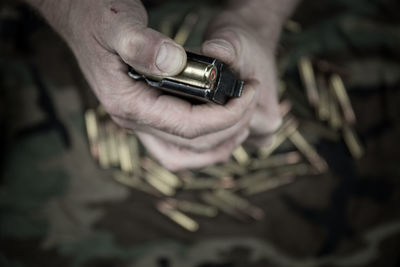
(27, 0), (299, 170)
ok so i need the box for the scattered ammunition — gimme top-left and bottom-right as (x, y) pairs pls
(259, 117), (299, 158)
(117, 132), (134, 173)
(183, 176), (234, 190)
(157, 201), (199, 232)
(167, 198), (218, 217)
(105, 123), (120, 166)
(113, 171), (160, 197)
(221, 161), (247, 176)
(250, 151), (302, 170)
(236, 170), (270, 190)
(285, 20), (302, 33)
(201, 192), (248, 221)
(298, 57), (320, 108)
(328, 90), (343, 130)
(159, 16), (175, 37)
(330, 74), (356, 124)
(232, 146), (250, 166)
(301, 120), (340, 142)
(214, 190), (265, 220)
(128, 135), (141, 176)
(141, 158), (182, 188)
(98, 125), (111, 169)
(200, 165), (231, 178)
(145, 172), (176, 196)
(342, 125), (364, 159)
(84, 109), (99, 158)
(288, 130), (328, 173)
(244, 176), (296, 196)
(316, 74), (330, 121)
(174, 12), (199, 46)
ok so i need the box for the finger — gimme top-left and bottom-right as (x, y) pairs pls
(106, 79), (257, 139)
(103, 0), (186, 76)
(111, 100), (255, 152)
(136, 129), (250, 171)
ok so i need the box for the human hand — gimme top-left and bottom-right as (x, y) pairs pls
(29, 0), (258, 170)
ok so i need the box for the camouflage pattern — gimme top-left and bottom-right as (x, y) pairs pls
(1, 0), (400, 267)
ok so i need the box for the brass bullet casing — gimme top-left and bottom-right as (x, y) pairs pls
(157, 201), (199, 232)
(84, 109), (99, 158)
(342, 125), (364, 159)
(244, 176), (296, 196)
(298, 57), (320, 108)
(174, 12), (199, 46)
(141, 158), (182, 188)
(232, 146), (250, 166)
(166, 198), (218, 218)
(145, 60), (218, 90)
(330, 74), (356, 124)
(129, 52), (244, 105)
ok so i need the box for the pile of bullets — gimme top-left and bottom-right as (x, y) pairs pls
(83, 15), (364, 232)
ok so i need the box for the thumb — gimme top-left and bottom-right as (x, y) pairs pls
(109, 19), (186, 76)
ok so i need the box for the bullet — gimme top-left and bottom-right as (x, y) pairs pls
(201, 192), (249, 221)
(285, 20), (302, 33)
(342, 124), (364, 159)
(183, 176), (234, 190)
(145, 172), (176, 196)
(157, 201), (199, 232)
(250, 151), (302, 170)
(214, 190), (265, 220)
(112, 171), (160, 197)
(105, 123), (120, 166)
(259, 117), (299, 158)
(98, 125), (110, 169)
(244, 176), (296, 196)
(141, 158), (182, 188)
(128, 135), (142, 176)
(117, 132), (134, 173)
(316, 74), (330, 121)
(167, 199), (218, 218)
(330, 74), (356, 124)
(174, 12), (199, 46)
(232, 146), (250, 166)
(84, 109), (99, 158)
(328, 89), (343, 130)
(298, 57), (320, 108)
(288, 130), (328, 173)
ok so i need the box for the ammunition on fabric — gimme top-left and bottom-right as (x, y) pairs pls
(298, 57), (320, 108)
(201, 192), (248, 221)
(330, 74), (356, 124)
(128, 135), (141, 177)
(98, 126), (110, 169)
(244, 176), (296, 196)
(105, 123), (119, 166)
(84, 109), (99, 158)
(342, 125), (364, 159)
(167, 199), (218, 218)
(145, 172), (176, 196)
(328, 90), (343, 130)
(258, 117), (299, 158)
(288, 130), (328, 174)
(141, 158), (182, 188)
(214, 190), (265, 220)
(301, 120), (340, 142)
(157, 201), (199, 232)
(113, 171), (160, 197)
(285, 20), (302, 33)
(250, 151), (302, 170)
(316, 74), (330, 121)
(174, 12), (199, 46)
(232, 146), (250, 166)
(183, 176), (234, 190)
(117, 132), (134, 173)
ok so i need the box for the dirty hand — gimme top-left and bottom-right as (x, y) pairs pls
(26, 0), (297, 170)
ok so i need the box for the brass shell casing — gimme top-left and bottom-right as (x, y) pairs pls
(147, 61), (218, 89)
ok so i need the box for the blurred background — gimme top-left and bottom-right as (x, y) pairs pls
(1, 0), (400, 266)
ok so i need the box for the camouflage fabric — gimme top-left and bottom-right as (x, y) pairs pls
(1, 0), (400, 267)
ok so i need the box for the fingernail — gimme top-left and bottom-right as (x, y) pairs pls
(204, 39), (234, 58)
(156, 42), (186, 75)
